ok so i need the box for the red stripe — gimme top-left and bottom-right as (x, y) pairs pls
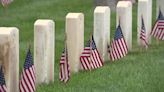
(93, 49), (102, 68)
(92, 50), (100, 68)
(115, 40), (123, 58)
(90, 55), (97, 69)
(59, 63), (63, 80)
(113, 41), (120, 60)
(118, 39), (125, 56)
(23, 71), (33, 92)
(122, 38), (128, 54)
(25, 69), (35, 91)
(80, 57), (90, 70)
(60, 64), (64, 81)
(20, 76), (29, 92)
(119, 39), (127, 56)
(29, 67), (36, 86)
(111, 40), (117, 61)
(95, 49), (103, 66)
(93, 50), (103, 67)
(20, 77), (26, 92)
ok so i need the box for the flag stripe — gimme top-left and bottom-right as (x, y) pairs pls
(109, 24), (128, 61)
(19, 49), (36, 92)
(151, 10), (164, 40)
(59, 47), (70, 83)
(25, 69), (35, 91)
(80, 36), (103, 70)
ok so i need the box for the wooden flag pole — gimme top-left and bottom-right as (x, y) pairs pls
(28, 41), (32, 50)
(2, 3), (8, 16)
(64, 32), (67, 45)
(64, 32), (67, 58)
(89, 31), (93, 71)
(118, 16), (121, 26)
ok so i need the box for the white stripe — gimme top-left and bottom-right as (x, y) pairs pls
(91, 51), (100, 68)
(64, 60), (68, 82)
(121, 38), (128, 54)
(21, 77), (29, 92)
(115, 41), (123, 58)
(23, 71), (33, 92)
(111, 40), (117, 60)
(93, 50), (103, 67)
(25, 69), (35, 91)
(81, 59), (88, 70)
(20, 83), (25, 92)
(159, 29), (164, 39)
(0, 86), (4, 92)
(2, 85), (6, 92)
(61, 64), (65, 81)
(90, 53), (98, 69)
(29, 67), (36, 87)
(118, 39), (126, 56)
(113, 41), (120, 60)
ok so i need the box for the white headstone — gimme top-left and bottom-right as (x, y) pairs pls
(157, 0), (164, 17)
(34, 19), (55, 84)
(66, 13), (84, 73)
(94, 6), (110, 61)
(117, 1), (132, 50)
(138, 0), (151, 45)
(0, 27), (19, 92)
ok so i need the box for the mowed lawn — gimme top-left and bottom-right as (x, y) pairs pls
(0, 0), (164, 92)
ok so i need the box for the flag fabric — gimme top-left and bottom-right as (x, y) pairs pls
(140, 17), (148, 48)
(59, 47), (70, 83)
(19, 49), (36, 92)
(1, 0), (13, 7)
(0, 67), (7, 92)
(80, 36), (103, 70)
(109, 24), (128, 61)
(151, 9), (164, 40)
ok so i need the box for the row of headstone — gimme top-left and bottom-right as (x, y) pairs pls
(0, 0), (163, 91)
(94, 0), (136, 11)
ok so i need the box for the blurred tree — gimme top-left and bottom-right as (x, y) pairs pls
(1, 0), (13, 15)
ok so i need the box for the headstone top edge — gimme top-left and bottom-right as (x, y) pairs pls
(0, 27), (19, 35)
(94, 6), (110, 13)
(138, 0), (149, 2)
(117, 1), (132, 7)
(34, 19), (54, 26)
(66, 13), (84, 19)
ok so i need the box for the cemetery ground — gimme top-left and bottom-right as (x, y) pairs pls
(0, 0), (164, 92)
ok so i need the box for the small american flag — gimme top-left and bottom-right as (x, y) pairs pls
(140, 16), (148, 48)
(80, 36), (103, 70)
(0, 67), (7, 92)
(1, 0), (13, 7)
(151, 8), (164, 40)
(59, 47), (70, 83)
(109, 24), (128, 61)
(19, 49), (36, 92)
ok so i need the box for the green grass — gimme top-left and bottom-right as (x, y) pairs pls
(0, 0), (164, 92)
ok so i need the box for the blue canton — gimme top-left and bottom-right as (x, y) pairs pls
(24, 49), (33, 69)
(114, 25), (123, 40)
(158, 9), (164, 20)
